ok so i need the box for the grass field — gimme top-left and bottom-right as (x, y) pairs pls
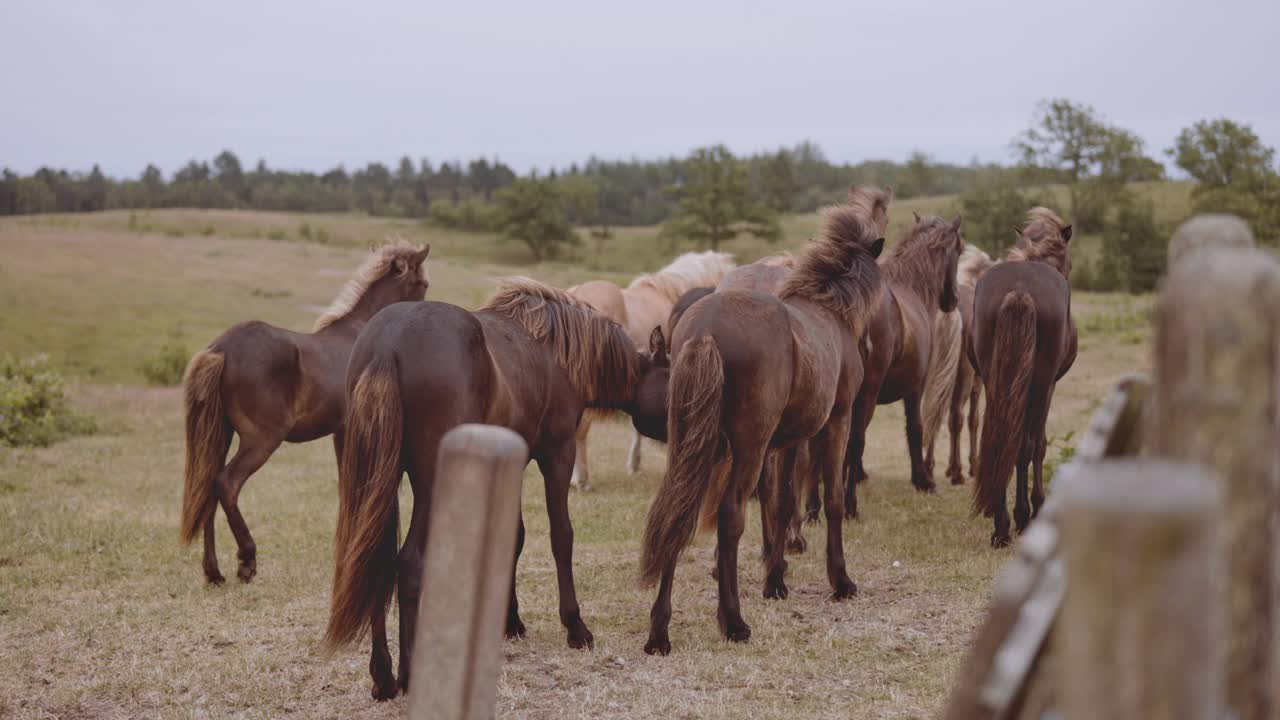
(0, 202), (1154, 719)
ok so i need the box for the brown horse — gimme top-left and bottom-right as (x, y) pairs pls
(971, 208), (1076, 547)
(323, 278), (669, 700)
(923, 245), (994, 485)
(569, 251), (735, 489)
(837, 212), (964, 517)
(178, 241), (430, 584)
(639, 191), (886, 655)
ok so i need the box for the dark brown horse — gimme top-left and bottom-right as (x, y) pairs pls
(971, 208), (1076, 547)
(323, 278), (668, 700)
(178, 241), (430, 584)
(838, 213), (964, 517)
(639, 191), (886, 655)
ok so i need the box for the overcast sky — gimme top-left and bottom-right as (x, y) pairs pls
(3, 0), (1276, 177)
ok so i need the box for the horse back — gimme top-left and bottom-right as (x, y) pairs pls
(972, 262), (1073, 382)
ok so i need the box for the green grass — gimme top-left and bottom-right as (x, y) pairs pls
(0, 206), (1155, 718)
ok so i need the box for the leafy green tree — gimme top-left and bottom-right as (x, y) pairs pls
(1169, 118), (1280, 242)
(661, 145), (781, 251)
(1014, 99), (1159, 231)
(1100, 195), (1165, 292)
(213, 150), (245, 204)
(959, 174), (1048, 254)
(760, 149), (797, 212)
(495, 175), (578, 262)
(899, 150), (938, 198)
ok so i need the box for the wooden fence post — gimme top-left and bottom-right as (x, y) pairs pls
(1166, 213), (1255, 267)
(1058, 460), (1222, 720)
(1149, 244), (1280, 720)
(408, 424), (528, 720)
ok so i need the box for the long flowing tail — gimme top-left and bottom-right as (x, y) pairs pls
(921, 308), (963, 453)
(974, 292), (1036, 518)
(179, 350), (229, 545)
(639, 335), (731, 586)
(324, 356), (403, 649)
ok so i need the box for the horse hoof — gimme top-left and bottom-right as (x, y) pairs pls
(505, 617), (527, 640)
(949, 474), (965, 486)
(724, 623), (752, 643)
(785, 534), (807, 555)
(567, 626), (594, 650)
(803, 509), (821, 526)
(991, 533), (1012, 549)
(371, 680), (399, 702)
(236, 562), (256, 584)
(643, 636), (671, 656)
(844, 506), (859, 520)
(204, 570), (226, 586)
(763, 581), (789, 600)
(912, 479), (937, 494)
(830, 578), (858, 601)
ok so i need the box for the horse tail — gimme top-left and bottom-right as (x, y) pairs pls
(179, 350), (229, 545)
(324, 355), (403, 650)
(639, 335), (731, 586)
(974, 292), (1036, 518)
(922, 308), (963, 452)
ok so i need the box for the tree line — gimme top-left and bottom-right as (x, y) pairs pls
(2, 99), (1276, 292)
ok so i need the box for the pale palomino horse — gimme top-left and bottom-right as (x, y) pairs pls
(567, 250), (735, 488)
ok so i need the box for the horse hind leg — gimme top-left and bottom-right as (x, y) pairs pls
(540, 443), (594, 650)
(968, 379), (982, 480)
(946, 365), (971, 485)
(1028, 384), (1056, 520)
(717, 447), (765, 642)
(903, 391), (936, 493)
(1012, 433), (1033, 534)
(395, 450), (437, 694)
(215, 431), (283, 583)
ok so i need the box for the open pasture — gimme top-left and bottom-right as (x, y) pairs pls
(0, 209), (1149, 719)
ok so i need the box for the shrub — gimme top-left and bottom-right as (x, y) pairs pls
(266, 228), (288, 241)
(140, 342), (189, 386)
(0, 355), (96, 447)
(1101, 196), (1165, 293)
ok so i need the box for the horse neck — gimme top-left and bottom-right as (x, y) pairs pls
(884, 255), (944, 312)
(315, 280), (404, 337)
(580, 335), (640, 411)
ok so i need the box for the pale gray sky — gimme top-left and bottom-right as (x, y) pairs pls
(3, 0), (1276, 177)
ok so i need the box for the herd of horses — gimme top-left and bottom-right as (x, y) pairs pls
(177, 187), (1076, 699)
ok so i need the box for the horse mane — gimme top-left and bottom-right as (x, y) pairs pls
(847, 185), (894, 235)
(756, 253), (795, 268)
(1007, 207), (1071, 276)
(957, 244), (994, 289)
(882, 215), (960, 308)
(627, 250), (736, 303)
(313, 238), (429, 332)
(482, 276), (639, 404)
(778, 203), (883, 337)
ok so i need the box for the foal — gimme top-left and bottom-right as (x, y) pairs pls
(323, 279), (668, 700)
(570, 251), (735, 488)
(178, 241), (429, 584)
(640, 195), (885, 655)
(971, 208), (1076, 547)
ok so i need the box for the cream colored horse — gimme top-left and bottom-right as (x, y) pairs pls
(568, 250), (735, 489)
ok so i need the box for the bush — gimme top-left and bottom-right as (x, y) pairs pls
(140, 342), (189, 386)
(1100, 196), (1165, 293)
(0, 355), (96, 447)
(428, 198), (501, 232)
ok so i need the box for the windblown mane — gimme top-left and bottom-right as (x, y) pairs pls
(313, 239), (429, 332)
(847, 185), (894, 236)
(882, 215), (960, 308)
(778, 204), (883, 337)
(1007, 207), (1071, 277)
(757, 253), (795, 268)
(627, 250), (736, 303)
(958, 244), (994, 289)
(482, 276), (639, 404)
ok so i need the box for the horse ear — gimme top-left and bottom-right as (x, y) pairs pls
(649, 326), (667, 359)
(392, 258), (407, 276)
(1012, 225), (1022, 240)
(413, 244), (431, 265)
(870, 237), (886, 258)
(911, 211), (921, 223)
(1061, 225), (1073, 242)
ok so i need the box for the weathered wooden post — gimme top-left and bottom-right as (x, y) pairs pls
(1166, 213), (1255, 267)
(1057, 460), (1223, 720)
(408, 424), (528, 720)
(1149, 234), (1280, 720)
